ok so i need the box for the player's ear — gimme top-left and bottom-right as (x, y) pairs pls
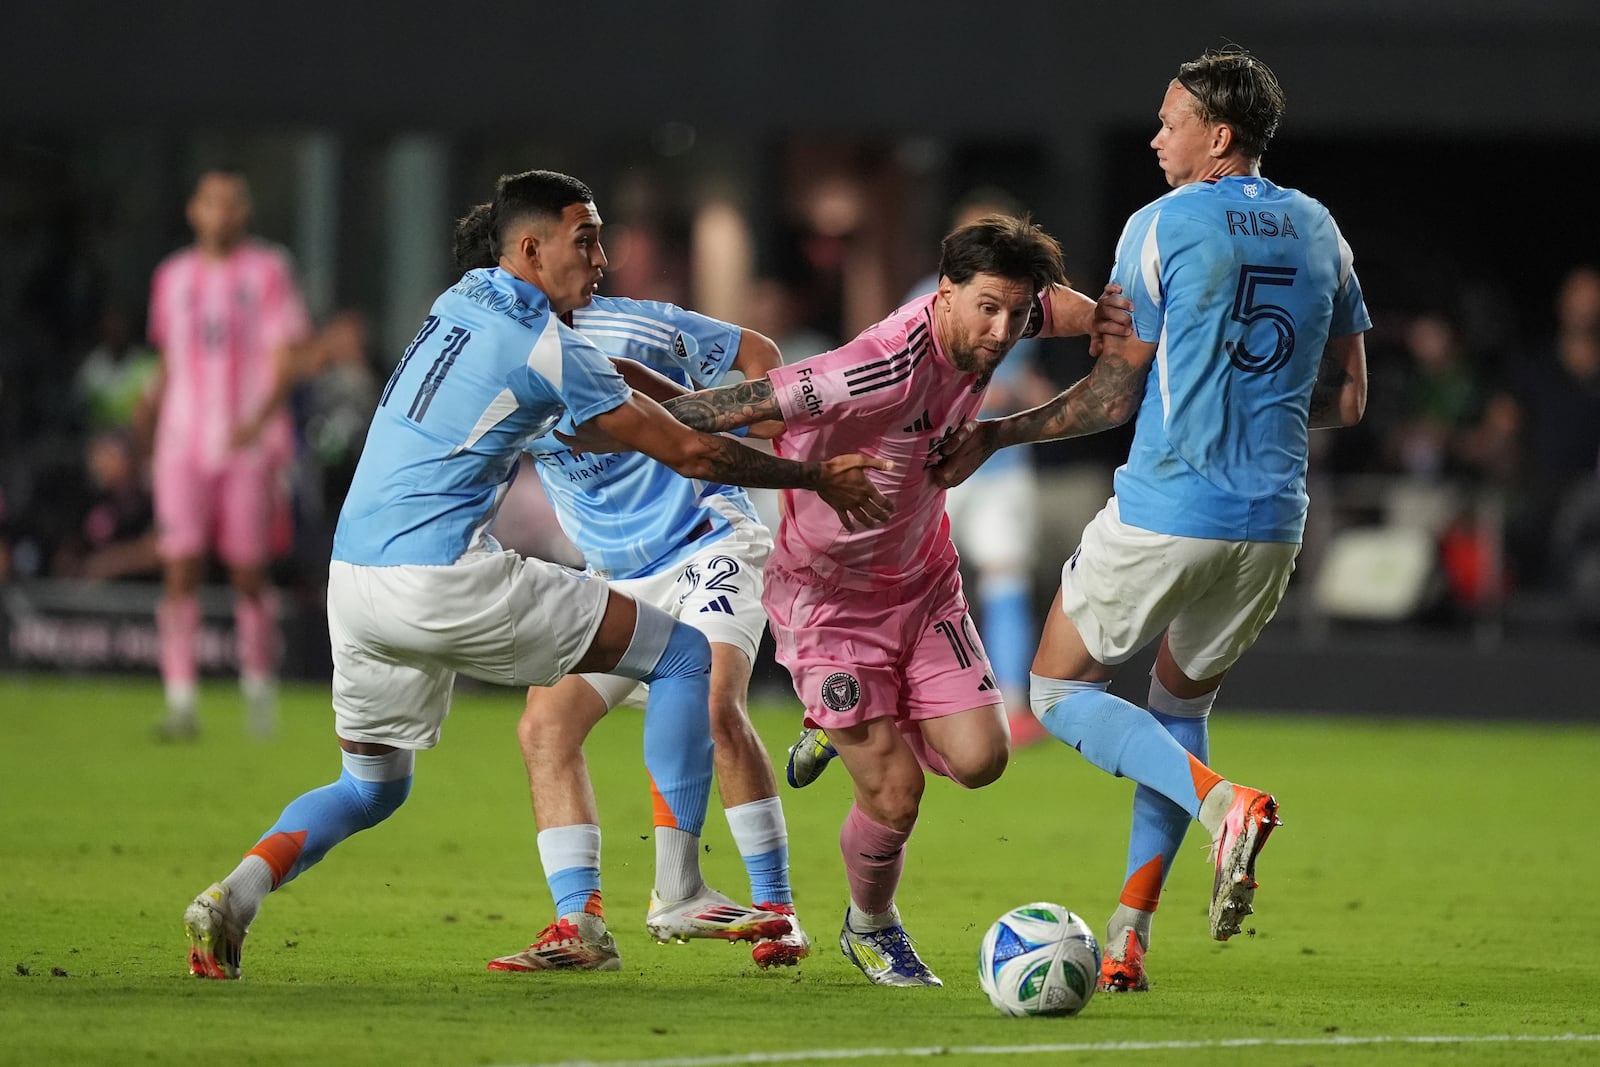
(516, 232), (540, 265)
(1211, 122), (1234, 158)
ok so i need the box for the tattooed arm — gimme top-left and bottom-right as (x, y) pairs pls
(660, 377), (785, 434)
(585, 390), (893, 530)
(932, 335), (1155, 488)
(1308, 332), (1368, 429)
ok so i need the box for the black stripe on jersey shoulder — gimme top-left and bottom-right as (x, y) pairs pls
(843, 322), (933, 397)
(841, 320), (929, 384)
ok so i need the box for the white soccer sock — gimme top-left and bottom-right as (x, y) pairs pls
(723, 796), (787, 856)
(1198, 781), (1236, 836)
(1106, 904), (1154, 952)
(847, 901), (902, 932)
(165, 681), (197, 721)
(537, 824), (601, 881)
(221, 854), (275, 929)
(654, 827), (703, 902)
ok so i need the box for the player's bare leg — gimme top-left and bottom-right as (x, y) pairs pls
(500, 593), (687, 971)
(156, 554), (205, 739)
(917, 701), (1010, 789)
(228, 561), (277, 737)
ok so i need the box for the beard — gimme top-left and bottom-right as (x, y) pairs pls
(949, 341), (1006, 390)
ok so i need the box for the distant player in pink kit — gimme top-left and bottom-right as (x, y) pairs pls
(663, 215), (1117, 985)
(146, 170), (342, 739)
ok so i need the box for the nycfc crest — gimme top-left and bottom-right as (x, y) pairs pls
(821, 671), (861, 712)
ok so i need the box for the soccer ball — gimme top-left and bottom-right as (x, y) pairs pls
(977, 902), (1101, 1017)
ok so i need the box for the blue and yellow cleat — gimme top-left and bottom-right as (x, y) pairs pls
(785, 728), (837, 788)
(838, 908), (942, 987)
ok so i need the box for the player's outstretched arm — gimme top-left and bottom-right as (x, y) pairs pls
(585, 391), (894, 530)
(932, 335), (1154, 488)
(1308, 332), (1368, 429)
(1037, 283), (1135, 342)
(729, 330), (788, 439)
(555, 358), (685, 454)
(611, 356), (688, 403)
(661, 377), (783, 435)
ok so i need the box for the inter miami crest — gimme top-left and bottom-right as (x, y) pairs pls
(820, 671), (861, 712)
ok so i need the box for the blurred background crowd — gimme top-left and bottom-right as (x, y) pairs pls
(2, 2), (1598, 686)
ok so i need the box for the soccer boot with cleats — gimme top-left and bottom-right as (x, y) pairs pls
(838, 909), (942, 987)
(646, 886), (793, 944)
(750, 902), (811, 968)
(184, 882), (246, 979)
(1208, 786), (1281, 941)
(488, 913), (621, 972)
(786, 727), (837, 788)
(1099, 925), (1150, 992)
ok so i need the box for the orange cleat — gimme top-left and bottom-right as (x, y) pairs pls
(1208, 787), (1281, 941)
(1098, 926), (1150, 992)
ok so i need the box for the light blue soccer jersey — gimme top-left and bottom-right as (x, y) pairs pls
(526, 295), (757, 580)
(332, 269), (631, 566)
(1108, 175), (1371, 542)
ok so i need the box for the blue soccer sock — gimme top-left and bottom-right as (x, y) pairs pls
(725, 796), (792, 907)
(538, 823), (603, 918)
(978, 576), (1034, 705)
(1029, 673), (1222, 819)
(1108, 678), (1217, 947)
(228, 748), (414, 926)
(613, 604), (713, 841)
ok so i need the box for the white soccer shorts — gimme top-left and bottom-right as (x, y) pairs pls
(578, 510), (772, 710)
(327, 547), (610, 748)
(1058, 497), (1300, 680)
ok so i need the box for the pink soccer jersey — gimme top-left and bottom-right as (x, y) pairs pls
(767, 291), (1049, 590)
(148, 240), (310, 470)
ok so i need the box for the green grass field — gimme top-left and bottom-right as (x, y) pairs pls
(3, 673), (1598, 1067)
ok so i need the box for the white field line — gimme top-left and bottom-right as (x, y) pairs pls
(504, 1032), (1600, 1067)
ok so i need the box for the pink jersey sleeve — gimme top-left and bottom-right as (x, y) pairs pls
(768, 312), (926, 429)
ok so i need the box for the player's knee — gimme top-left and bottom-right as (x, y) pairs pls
(626, 612), (709, 684)
(517, 689), (567, 753)
(657, 621), (710, 679)
(339, 772), (410, 828)
(708, 699), (757, 753)
(948, 745), (1009, 789)
(339, 749), (414, 827)
(859, 777), (924, 827)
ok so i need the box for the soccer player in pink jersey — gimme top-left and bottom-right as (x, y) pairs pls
(146, 170), (348, 739)
(662, 215), (1118, 985)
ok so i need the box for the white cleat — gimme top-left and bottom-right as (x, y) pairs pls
(645, 886), (793, 944)
(488, 913), (621, 972)
(184, 882), (246, 980)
